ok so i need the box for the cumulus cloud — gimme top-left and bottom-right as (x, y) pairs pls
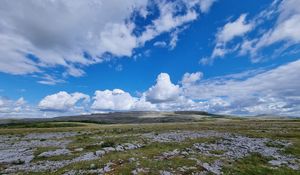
(2, 59), (300, 117)
(91, 89), (157, 111)
(91, 89), (136, 111)
(145, 73), (181, 103)
(0, 0), (217, 83)
(38, 91), (90, 112)
(89, 61), (300, 116)
(132, 95), (157, 111)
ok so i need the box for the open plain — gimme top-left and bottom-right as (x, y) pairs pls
(0, 117), (300, 175)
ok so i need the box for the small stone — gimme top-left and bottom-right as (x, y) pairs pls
(123, 143), (137, 150)
(38, 149), (71, 158)
(128, 157), (136, 162)
(103, 162), (114, 172)
(90, 163), (96, 169)
(160, 170), (173, 175)
(202, 163), (221, 175)
(95, 150), (105, 157)
(103, 147), (115, 153)
(115, 145), (124, 152)
(74, 148), (83, 152)
(181, 151), (189, 156)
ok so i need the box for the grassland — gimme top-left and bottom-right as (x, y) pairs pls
(0, 118), (300, 174)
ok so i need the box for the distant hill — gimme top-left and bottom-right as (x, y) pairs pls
(51, 111), (226, 124)
(1, 111), (297, 126)
(0, 111), (228, 125)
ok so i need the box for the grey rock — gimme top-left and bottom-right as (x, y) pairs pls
(38, 149), (71, 158)
(103, 147), (115, 153)
(115, 145), (125, 152)
(160, 170), (173, 175)
(202, 162), (221, 175)
(128, 157), (136, 162)
(74, 148), (84, 152)
(0, 148), (34, 164)
(95, 150), (106, 157)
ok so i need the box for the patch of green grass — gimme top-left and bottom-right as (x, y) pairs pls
(101, 140), (116, 148)
(265, 141), (285, 148)
(283, 139), (300, 158)
(196, 154), (219, 164)
(0, 122), (85, 129)
(138, 156), (201, 174)
(222, 153), (300, 175)
(209, 150), (225, 155)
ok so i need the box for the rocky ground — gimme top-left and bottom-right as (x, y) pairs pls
(0, 120), (300, 174)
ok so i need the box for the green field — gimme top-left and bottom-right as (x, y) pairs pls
(0, 119), (300, 174)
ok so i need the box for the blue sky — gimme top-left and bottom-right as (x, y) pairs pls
(0, 0), (300, 118)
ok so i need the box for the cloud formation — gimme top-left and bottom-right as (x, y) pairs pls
(201, 14), (253, 64)
(201, 0), (300, 63)
(2, 59), (300, 117)
(91, 89), (136, 111)
(181, 72), (203, 86)
(0, 0), (216, 83)
(145, 73), (181, 103)
(38, 91), (90, 112)
(184, 59), (300, 115)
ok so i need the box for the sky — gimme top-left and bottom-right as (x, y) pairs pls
(0, 0), (300, 118)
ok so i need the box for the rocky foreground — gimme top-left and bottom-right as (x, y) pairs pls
(0, 126), (299, 175)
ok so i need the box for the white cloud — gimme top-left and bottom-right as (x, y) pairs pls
(91, 89), (136, 111)
(146, 73), (181, 103)
(15, 97), (26, 106)
(153, 41), (167, 48)
(99, 23), (138, 57)
(201, 14), (253, 64)
(37, 74), (66, 85)
(0, 0), (217, 83)
(198, 0), (217, 13)
(216, 14), (253, 44)
(132, 95), (157, 111)
(181, 72), (203, 86)
(138, 0), (215, 45)
(238, 0), (300, 60)
(38, 91), (90, 112)
(0, 1), (149, 77)
(91, 89), (157, 111)
(2, 58), (300, 117)
(184, 59), (300, 116)
(0, 97), (33, 118)
(0, 99), (4, 106)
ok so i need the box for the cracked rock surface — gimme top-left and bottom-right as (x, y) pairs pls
(1, 128), (299, 174)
